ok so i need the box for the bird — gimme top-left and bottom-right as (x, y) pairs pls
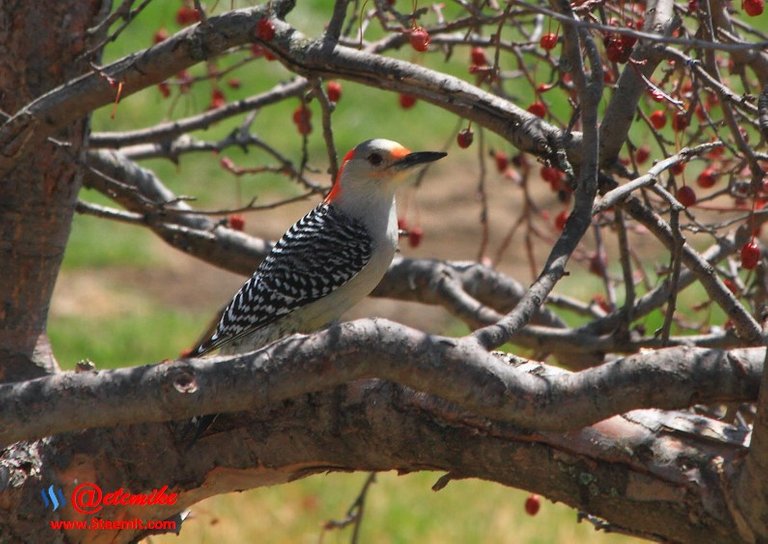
(190, 138), (446, 357)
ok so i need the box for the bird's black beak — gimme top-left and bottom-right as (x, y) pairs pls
(394, 151), (447, 170)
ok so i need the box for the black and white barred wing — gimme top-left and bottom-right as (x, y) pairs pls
(192, 203), (372, 355)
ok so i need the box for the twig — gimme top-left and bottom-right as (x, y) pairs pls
(320, 472), (377, 544)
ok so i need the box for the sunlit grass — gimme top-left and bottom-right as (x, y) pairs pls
(152, 472), (644, 544)
(49, 308), (200, 369)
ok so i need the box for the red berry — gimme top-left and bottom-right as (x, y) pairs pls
(723, 278), (739, 294)
(227, 78), (241, 90)
(539, 32), (558, 50)
(592, 294), (612, 313)
(524, 494), (541, 516)
(743, 0), (764, 16)
(471, 47), (488, 65)
(555, 210), (568, 231)
(589, 253), (607, 276)
(228, 214), (245, 231)
(409, 27), (431, 52)
(251, 44), (265, 58)
(292, 105), (312, 135)
(605, 37), (623, 63)
(694, 104), (707, 122)
(649, 88), (665, 102)
(540, 166), (562, 184)
(537, 82), (555, 93)
(635, 145), (650, 164)
(696, 168), (717, 188)
(741, 240), (760, 269)
(527, 101), (547, 118)
(408, 226), (424, 248)
(297, 121), (312, 135)
(153, 28), (169, 44)
(292, 105), (311, 125)
(157, 82), (171, 98)
(326, 81), (342, 102)
(649, 110), (667, 129)
(671, 162), (686, 175)
(256, 18), (276, 41)
(494, 151), (509, 173)
(457, 127), (474, 148)
(176, 6), (200, 26)
(676, 186), (697, 207)
(620, 33), (637, 50)
(208, 89), (226, 109)
(399, 93), (417, 109)
(671, 111), (689, 132)
(604, 34), (632, 63)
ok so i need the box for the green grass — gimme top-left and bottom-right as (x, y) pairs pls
(49, 308), (200, 369)
(62, 207), (157, 269)
(152, 472), (644, 544)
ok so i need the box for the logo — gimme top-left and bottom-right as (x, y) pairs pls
(72, 482), (103, 515)
(41, 485), (67, 511)
(41, 482), (179, 515)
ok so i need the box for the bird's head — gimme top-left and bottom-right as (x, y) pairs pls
(324, 139), (446, 206)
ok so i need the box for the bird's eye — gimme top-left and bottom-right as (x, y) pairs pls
(367, 153), (383, 166)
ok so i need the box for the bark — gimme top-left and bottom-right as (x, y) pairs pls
(0, 0), (107, 381)
(0, 328), (762, 445)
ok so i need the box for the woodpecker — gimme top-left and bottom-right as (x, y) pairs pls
(191, 139), (446, 356)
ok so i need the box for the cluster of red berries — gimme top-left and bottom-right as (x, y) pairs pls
(604, 32), (636, 64)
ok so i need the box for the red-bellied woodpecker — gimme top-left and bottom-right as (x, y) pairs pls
(191, 139), (446, 356)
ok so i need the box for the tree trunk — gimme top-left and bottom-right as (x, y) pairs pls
(0, 0), (107, 380)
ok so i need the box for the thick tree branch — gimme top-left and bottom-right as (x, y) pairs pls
(0, 318), (762, 446)
(1, 376), (750, 544)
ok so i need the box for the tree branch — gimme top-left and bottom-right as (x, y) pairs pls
(0, 318), (762, 446)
